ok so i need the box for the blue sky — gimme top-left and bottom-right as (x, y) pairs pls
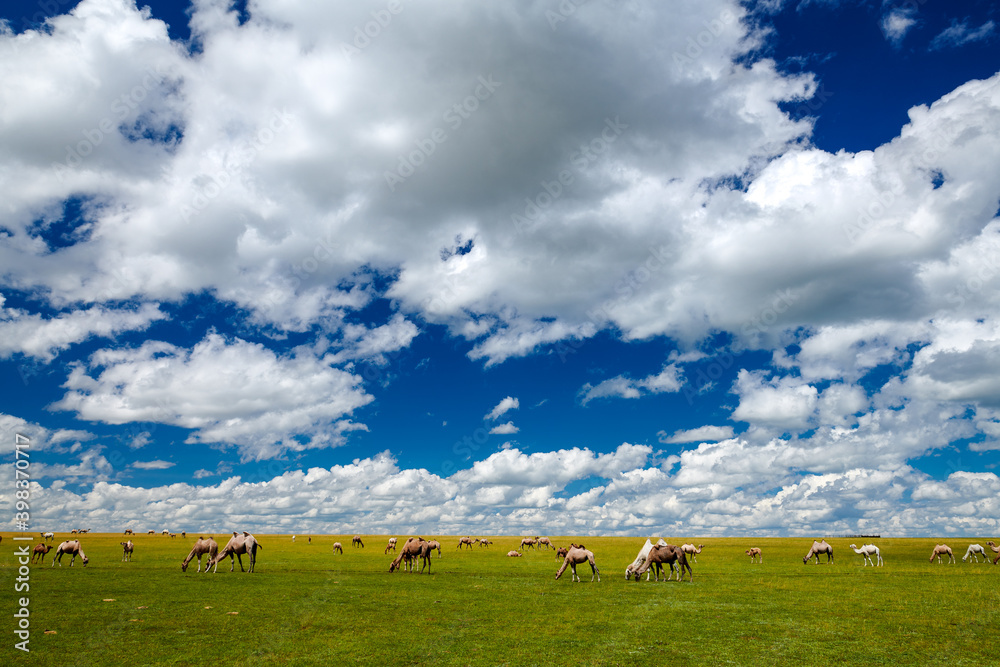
(2, 0), (1000, 537)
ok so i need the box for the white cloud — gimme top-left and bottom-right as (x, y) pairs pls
(731, 370), (818, 432)
(579, 364), (683, 405)
(50, 333), (373, 461)
(659, 425), (735, 444)
(930, 19), (995, 51)
(488, 421), (519, 435)
(485, 396), (519, 421)
(132, 460), (174, 470)
(881, 7), (918, 47)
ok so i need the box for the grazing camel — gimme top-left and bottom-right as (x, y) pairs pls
(536, 537), (553, 550)
(71, 529), (78, 534)
(389, 538), (432, 574)
(181, 531), (186, 538)
(746, 547), (762, 563)
(427, 540), (442, 557)
(148, 530), (155, 535)
(634, 544), (692, 582)
(849, 543), (883, 567)
(332, 542), (343, 555)
(162, 529), (170, 535)
(478, 538), (493, 548)
(457, 537), (475, 549)
(520, 538), (537, 551)
(208, 532), (262, 573)
(124, 528), (134, 535)
(625, 539), (669, 581)
(507, 550), (522, 557)
(121, 540), (135, 562)
(556, 547), (568, 560)
(52, 540), (88, 567)
(555, 546), (601, 582)
(929, 544), (954, 564)
(962, 544), (987, 563)
(803, 540), (834, 564)
(181, 537), (218, 573)
(31, 543), (52, 564)
(43, 532), (54, 541)
(681, 543), (704, 563)
(384, 537), (397, 554)
(352, 535), (364, 548)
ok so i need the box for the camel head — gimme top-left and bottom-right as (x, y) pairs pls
(82, 556), (89, 566)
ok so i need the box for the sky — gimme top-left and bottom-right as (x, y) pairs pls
(2, 0), (1000, 538)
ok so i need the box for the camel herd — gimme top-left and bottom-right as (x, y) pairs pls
(26, 533), (1000, 578)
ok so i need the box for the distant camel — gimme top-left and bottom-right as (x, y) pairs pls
(181, 537), (218, 573)
(746, 547), (762, 563)
(123, 529), (134, 535)
(43, 532), (54, 541)
(208, 532), (262, 573)
(478, 539), (493, 548)
(536, 537), (553, 550)
(849, 543), (883, 566)
(962, 544), (987, 563)
(803, 540), (833, 564)
(680, 543), (704, 563)
(389, 538), (432, 574)
(634, 544), (692, 582)
(147, 530), (155, 535)
(457, 537), (475, 549)
(556, 547), (568, 560)
(520, 538), (536, 550)
(427, 540), (442, 557)
(384, 537), (398, 554)
(332, 542), (343, 554)
(555, 546), (600, 582)
(507, 550), (522, 557)
(352, 535), (364, 548)
(121, 540), (134, 562)
(929, 544), (954, 564)
(626, 539), (669, 581)
(31, 543), (52, 564)
(52, 540), (88, 567)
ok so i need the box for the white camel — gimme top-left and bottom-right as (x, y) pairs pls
(52, 540), (88, 567)
(626, 538), (668, 581)
(181, 537), (219, 573)
(849, 543), (883, 567)
(121, 540), (134, 562)
(680, 543), (704, 563)
(208, 531), (262, 573)
(803, 539), (834, 564)
(962, 544), (987, 563)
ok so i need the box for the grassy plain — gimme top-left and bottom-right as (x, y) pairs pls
(1, 533), (998, 666)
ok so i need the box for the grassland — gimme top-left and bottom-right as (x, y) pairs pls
(2, 533), (998, 666)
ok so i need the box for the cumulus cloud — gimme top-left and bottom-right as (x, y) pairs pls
(50, 333), (373, 460)
(485, 396), (519, 421)
(132, 460), (174, 470)
(488, 421), (519, 435)
(659, 425), (735, 444)
(579, 364), (683, 405)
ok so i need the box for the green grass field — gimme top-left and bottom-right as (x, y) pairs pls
(2, 533), (998, 665)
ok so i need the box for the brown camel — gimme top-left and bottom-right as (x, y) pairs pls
(634, 543), (692, 582)
(352, 535), (364, 548)
(207, 532), (262, 573)
(457, 537), (475, 549)
(556, 547), (568, 560)
(121, 540), (134, 562)
(31, 543), (52, 564)
(746, 547), (762, 563)
(52, 540), (88, 567)
(929, 544), (954, 564)
(384, 537), (398, 554)
(520, 538), (537, 550)
(536, 537), (553, 550)
(427, 540), (442, 556)
(181, 537), (219, 573)
(803, 540), (833, 564)
(390, 538), (432, 574)
(507, 550), (523, 557)
(555, 546), (601, 582)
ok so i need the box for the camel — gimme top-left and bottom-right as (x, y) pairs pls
(148, 530), (155, 535)
(555, 546), (601, 582)
(507, 550), (522, 557)
(181, 537), (218, 573)
(681, 543), (704, 563)
(121, 540), (134, 562)
(929, 544), (954, 564)
(181, 531), (186, 538)
(71, 529), (78, 534)
(332, 542), (344, 554)
(634, 544), (692, 582)
(962, 544), (987, 563)
(352, 535), (364, 548)
(626, 539), (669, 581)
(389, 538), (432, 574)
(427, 540), (442, 557)
(536, 537), (553, 550)
(52, 540), (88, 567)
(31, 543), (52, 564)
(849, 543), (883, 567)
(803, 540), (834, 564)
(520, 538), (536, 551)
(43, 532), (54, 541)
(457, 537), (475, 549)
(384, 537), (397, 554)
(162, 529), (169, 535)
(124, 528), (134, 535)
(478, 538), (493, 547)
(208, 532), (262, 573)
(746, 547), (762, 563)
